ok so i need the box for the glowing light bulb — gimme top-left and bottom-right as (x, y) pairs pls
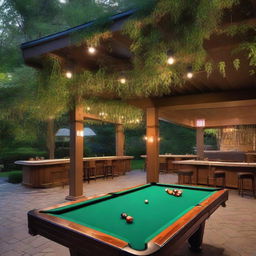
(119, 78), (126, 84)
(88, 47), (96, 54)
(148, 136), (154, 143)
(167, 56), (175, 65)
(186, 72), (193, 79)
(65, 71), (72, 79)
(86, 107), (91, 111)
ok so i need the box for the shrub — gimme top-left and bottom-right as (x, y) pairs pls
(8, 171), (22, 184)
(0, 147), (47, 171)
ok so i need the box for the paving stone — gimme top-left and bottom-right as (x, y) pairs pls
(0, 170), (255, 256)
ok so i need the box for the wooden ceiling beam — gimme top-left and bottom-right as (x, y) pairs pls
(152, 89), (256, 110)
(159, 105), (256, 128)
(83, 113), (121, 125)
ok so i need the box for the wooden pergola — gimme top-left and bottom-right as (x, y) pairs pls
(21, 2), (256, 199)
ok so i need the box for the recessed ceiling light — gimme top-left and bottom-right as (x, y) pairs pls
(88, 47), (96, 54)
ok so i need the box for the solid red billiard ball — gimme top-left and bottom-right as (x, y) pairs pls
(126, 216), (134, 223)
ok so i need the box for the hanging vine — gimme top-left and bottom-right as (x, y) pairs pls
(32, 0), (255, 122)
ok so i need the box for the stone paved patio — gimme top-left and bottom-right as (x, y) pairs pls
(0, 170), (255, 256)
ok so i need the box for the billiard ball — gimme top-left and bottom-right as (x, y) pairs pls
(121, 213), (128, 219)
(145, 200), (149, 204)
(126, 216), (134, 223)
(166, 189), (173, 195)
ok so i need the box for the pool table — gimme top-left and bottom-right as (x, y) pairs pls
(28, 183), (228, 255)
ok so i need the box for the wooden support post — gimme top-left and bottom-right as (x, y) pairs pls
(146, 108), (159, 183)
(196, 127), (204, 160)
(66, 105), (85, 201)
(46, 118), (55, 159)
(116, 124), (125, 156)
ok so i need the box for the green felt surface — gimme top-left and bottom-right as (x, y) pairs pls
(45, 184), (218, 251)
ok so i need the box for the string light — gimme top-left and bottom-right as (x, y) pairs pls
(119, 78), (126, 84)
(86, 107), (91, 111)
(167, 50), (175, 65)
(186, 72), (193, 79)
(65, 71), (72, 79)
(88, 47), (96, 54)
(186, 66), (193, 79)
(167, 56), (175, 65)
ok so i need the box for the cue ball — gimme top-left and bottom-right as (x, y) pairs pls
(145, 200), (149, 204)
(126, 216), (134, 223)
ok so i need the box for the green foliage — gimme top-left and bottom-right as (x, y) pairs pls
(218, 61), (226, 77)
(248, 43), (256, 67)
(204, 62), (213, 78)
(0, 147), (47, 171)
(204, 129), (218, 136)
(131, 159), (145, 170)
(8, 171), (22, 184)
(233, 58), (240, 71)
(159, 121), (196, 154)
(0, 0), (255, 160)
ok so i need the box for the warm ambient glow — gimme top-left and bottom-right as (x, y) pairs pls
(186, 72), (193, 79)
(65, 71), (72, 79)
(76, 130), (84, 137)
(167, 56), (175, 65)
(143, 136), (160, 143)
(88, 47), (96, 54)
(86, 107), (91, 111)
(119, 78), (126, 84)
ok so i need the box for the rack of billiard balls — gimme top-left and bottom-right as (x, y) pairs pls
(165, 188), (183, 197)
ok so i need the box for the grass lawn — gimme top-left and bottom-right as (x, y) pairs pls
(131, 159), (145, 170)
(0, 170), (22, 178)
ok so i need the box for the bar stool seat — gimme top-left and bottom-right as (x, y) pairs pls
(237, 172), (255, 198)
(176, 170), (193, 184)
(104, 160), (114, 179)
(213, 170), (226, 187)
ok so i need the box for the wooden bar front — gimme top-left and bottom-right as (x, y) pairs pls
(15, 156), (133, 188)
(141, 155), (197, 172)
(173, 160), (256, 189)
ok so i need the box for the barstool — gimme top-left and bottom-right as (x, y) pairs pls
(237, 172), (255, 198)
(159, 160), (168, 173)
(104, 160), (114, 179)
(213, 170), (226, 187)
(84, 161), (97, 183)
(176, 170), (193, 184)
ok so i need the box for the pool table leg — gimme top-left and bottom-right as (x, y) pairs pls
(188, 222), (205, 252)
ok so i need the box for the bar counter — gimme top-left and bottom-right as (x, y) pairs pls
(141, 154), (197, 171)
(173, 160), (256, 189)
(15, 156), (134, 188)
